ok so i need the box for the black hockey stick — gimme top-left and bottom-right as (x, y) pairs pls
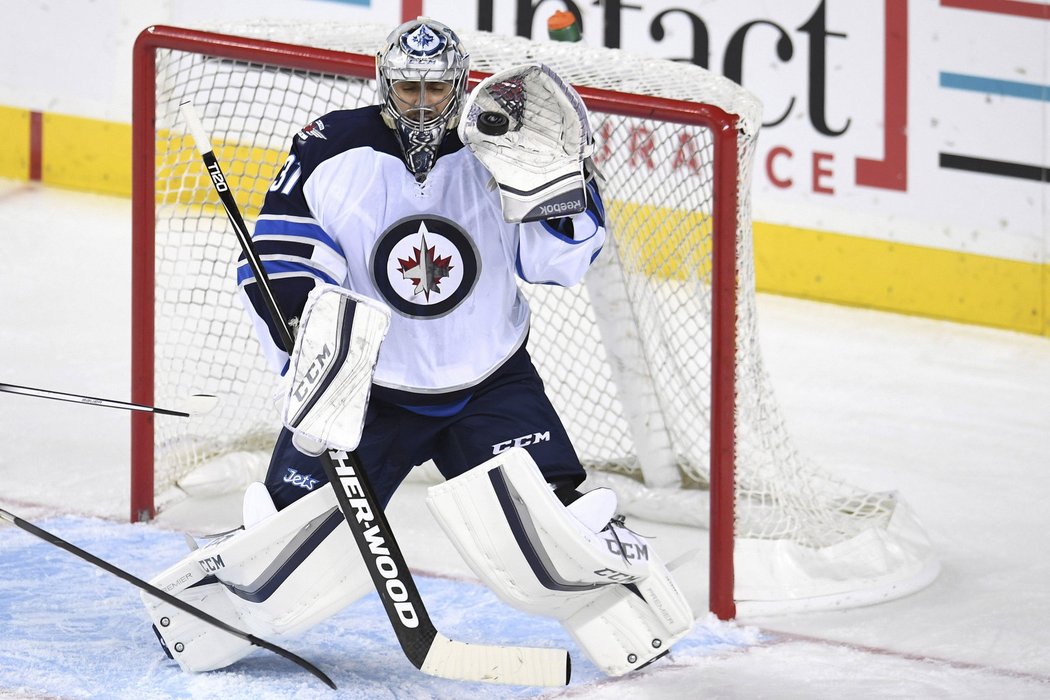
(181, 101), (569, 687)
(0, 382), (218, 417)
(0, 508), (335, 689)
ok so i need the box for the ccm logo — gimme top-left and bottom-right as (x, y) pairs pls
(198, 555), (225, 572)
(207, 161), (228, 192)
(539, 200), (582, 215)
(292, 344), (333, 401)
(593, 567), (641, 583)
(492, 431), (550, 455)
(605, 538), (649, 562)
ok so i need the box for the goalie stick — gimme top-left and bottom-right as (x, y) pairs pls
(180, 101), (571, 687)
(0, 382), (218, 417)
(0, 507), (335, 689)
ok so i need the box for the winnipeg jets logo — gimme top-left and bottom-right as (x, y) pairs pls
(400, 24), (446, 57)
(371, 216), (480, 319)
(296, 119), (327, 142)
(397, 222), (453, 301)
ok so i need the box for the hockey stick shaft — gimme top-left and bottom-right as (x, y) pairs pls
(181, 102), (569, 687)
(180, 100), (439, 661)
(0, 507), (335, 689)
(0, 382), (216, 417)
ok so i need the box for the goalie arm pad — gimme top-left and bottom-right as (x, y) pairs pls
(459, 63), (594, 224)
(279, 284), (391, 456)
(426, 448), (693, 676)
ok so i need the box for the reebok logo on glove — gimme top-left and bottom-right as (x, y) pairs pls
(538, 200), (583, 216)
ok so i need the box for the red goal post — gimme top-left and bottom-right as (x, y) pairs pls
(130, 23), (936, 621)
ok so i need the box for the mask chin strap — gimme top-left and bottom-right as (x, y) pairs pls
(396, 120), (448, 182)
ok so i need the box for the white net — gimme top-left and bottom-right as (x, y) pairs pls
(136, 22), (937, 614)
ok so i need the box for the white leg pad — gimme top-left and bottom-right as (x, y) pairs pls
(143, 557), (252, 672)
(561, 555), (694, 675)
(142, 485), (373, 673)
(425, 447), (693, 676)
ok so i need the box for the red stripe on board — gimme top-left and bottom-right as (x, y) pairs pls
(29, 111), (42, 181)
(855, 0), (908, 191)
(401, 0), (424, 23)
(941, 0), (1050, 19)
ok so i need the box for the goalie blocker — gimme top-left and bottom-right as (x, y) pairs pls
(278, 284), (391, 457)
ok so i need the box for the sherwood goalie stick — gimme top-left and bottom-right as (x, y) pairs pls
(0, 382), (218, 417)
(180, 101), (571, 687)
(0, 508), (335, 689)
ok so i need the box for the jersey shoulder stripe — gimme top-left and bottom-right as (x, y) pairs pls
(254, 216), (343, 253)
(236, 259), (340, 287)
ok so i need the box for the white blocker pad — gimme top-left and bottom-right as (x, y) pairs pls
(280, 284), (391, 456)
(425, 447), (693, 676)
(458, 63), (592, 223)
(142, 485), (372, 673)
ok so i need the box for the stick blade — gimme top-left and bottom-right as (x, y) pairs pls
(420, 634), (570, 687)
(183, 394), (220, 416)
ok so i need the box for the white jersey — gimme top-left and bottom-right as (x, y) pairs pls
(240, 106), (606, 406)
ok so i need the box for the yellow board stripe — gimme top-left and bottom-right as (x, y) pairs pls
(41, 113), (131, 196)
(2, 106), (1047, 338)
(608, 201), (713, 280)
(754, 222), (1047, 337)
(0, 106), (30, 179)
(155, 131), (282, 218)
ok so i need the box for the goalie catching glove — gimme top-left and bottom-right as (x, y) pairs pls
(279, 284), (391, 456)
(458, 63), (594, 223)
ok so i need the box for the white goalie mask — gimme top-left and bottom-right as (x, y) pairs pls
(376, 18), (469, 182)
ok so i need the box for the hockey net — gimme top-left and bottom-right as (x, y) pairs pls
(131, 23), (938, 618)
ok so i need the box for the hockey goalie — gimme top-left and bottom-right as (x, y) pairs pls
(142, 16), (693, 682)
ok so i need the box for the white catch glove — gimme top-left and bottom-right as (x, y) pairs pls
(279, 285), (390, 456)
(459, 63), (593, 223)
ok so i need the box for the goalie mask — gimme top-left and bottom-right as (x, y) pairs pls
(377, 18), (469, 182)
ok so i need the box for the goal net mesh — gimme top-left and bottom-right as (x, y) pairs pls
(137, 22), (937, 614)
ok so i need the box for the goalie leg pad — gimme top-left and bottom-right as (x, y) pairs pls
(142, 557), (253, 673)
(426, 447), (649, 616)
(561, 554), (694, 676)
(425, 447), (693, 675)
(202, 486), (373, 639)
(142, 486), (373, 672)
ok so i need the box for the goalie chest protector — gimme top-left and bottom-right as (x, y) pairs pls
(248, 106), (605, 401)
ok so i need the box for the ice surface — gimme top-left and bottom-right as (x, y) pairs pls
(2, 182), (1049, 698)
